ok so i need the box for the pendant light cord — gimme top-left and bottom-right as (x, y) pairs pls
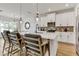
(37, 3), (38, 13)
(20, 3), (22, 20)
(36, 3), (39, 17)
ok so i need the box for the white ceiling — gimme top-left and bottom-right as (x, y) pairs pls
(0, 3), (77, 19)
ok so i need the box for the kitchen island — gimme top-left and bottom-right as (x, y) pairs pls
(20, 32), (58, 56)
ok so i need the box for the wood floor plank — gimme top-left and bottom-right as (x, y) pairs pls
(56, 42), (76, 56)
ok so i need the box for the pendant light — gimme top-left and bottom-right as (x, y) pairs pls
(36, 3), (39, 22)
(18, 3), (22, 32)
(35, 3), (39, 33)
(19, 3), (22, 23)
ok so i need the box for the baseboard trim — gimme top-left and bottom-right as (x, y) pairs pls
(58, 41), (75, 46)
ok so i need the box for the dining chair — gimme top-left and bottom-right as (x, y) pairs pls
(1, 30), (11, 56)
(8, 32), (25, 56)
(23, 34), (49, 56)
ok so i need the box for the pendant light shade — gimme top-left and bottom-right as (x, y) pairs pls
(36, 17), (39, 21)
(36, 12), (39, 22)
(20, 17), (22, 23)
(36, 3), (39, 22)
(20, 3), (23, 23)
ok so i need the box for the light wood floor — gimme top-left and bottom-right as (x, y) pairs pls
(0, 38), (77, 56)
(56, 42), (76, 56)
(0, 38), (4, 55)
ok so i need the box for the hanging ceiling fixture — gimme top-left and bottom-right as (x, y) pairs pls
(36, 3), (39, 22)
(19, 3), (23, 23)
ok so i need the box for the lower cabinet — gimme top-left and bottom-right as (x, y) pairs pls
(67, 32), (75, 44)
(57, 32), (75, 44)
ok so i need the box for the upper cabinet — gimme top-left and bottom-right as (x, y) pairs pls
(56, 11), (76, 26)
(39, 13), (56, 27)
(40, 16), (47, 27)
(39, 11), (75, 28)
(47, 13), (56, 22)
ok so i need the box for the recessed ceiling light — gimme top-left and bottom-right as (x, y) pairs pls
(65, 4), (69, 7)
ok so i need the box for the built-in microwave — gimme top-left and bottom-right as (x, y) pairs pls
(47, 22), (56, 32)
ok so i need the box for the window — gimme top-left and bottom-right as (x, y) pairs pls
(0, 21), (17, 32)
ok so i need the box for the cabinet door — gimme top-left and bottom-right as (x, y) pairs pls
(43, 16), (47, 27)
(57, 32), (68, 42)
(56, 14), (67, 26)
(67, 32), (75, 44)
(56, 14), (62, 26)
(56, 32), (61, 41)
(61, 14), (67, 26)
(62, 32), (68, 42)
(56, 12), (75, 26)
(66, 12), (75, 26)
(47, 13), (55, 22)
(40, 17), (47, 27)
(57, 32), (65, 42)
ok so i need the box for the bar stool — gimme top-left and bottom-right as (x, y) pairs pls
(8, 32), (25, 56)
(23, 34), (49, 56)
(1, 31), (11, 56)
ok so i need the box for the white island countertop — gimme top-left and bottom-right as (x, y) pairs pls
(31, 32), (57, 40)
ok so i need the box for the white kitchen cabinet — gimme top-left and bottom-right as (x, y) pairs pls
(57, 32), (63, 42)
(62, 32), (67, 42)
(56, 15), (61, 26)
(66, 32), (75, 44)
(39, 13), (56, 27)
(56, 11), (75, 26)
(40, 17), (47, 27)
(56, 13), (67, 26)
(47, 13), (56, 22)
(56, 32), (61, 41)
(66, 12), (75, 26)
(59, 32), (68, 42)
(56, 11), (76, 44)
(57, 32), (75, 44)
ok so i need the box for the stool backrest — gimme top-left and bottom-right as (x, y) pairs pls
(24, 34), (43, 56)
(1, 30), (10, 42)
(8, 32), (23, 46)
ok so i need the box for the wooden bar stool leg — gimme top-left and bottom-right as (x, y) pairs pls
(10, 44), (13, 56)
(20, 48), (22, 56)
(48, 40), (50, 56)
(7, 43), (11, 56)
(19, 45), (23, 56)
(25, 47), (28, 56)
(43, 45), (45, 55)
(2, 41), (6, 56)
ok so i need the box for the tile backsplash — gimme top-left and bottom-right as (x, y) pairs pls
(38, 26), (74, 32)
(56, 26), (74, 32)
